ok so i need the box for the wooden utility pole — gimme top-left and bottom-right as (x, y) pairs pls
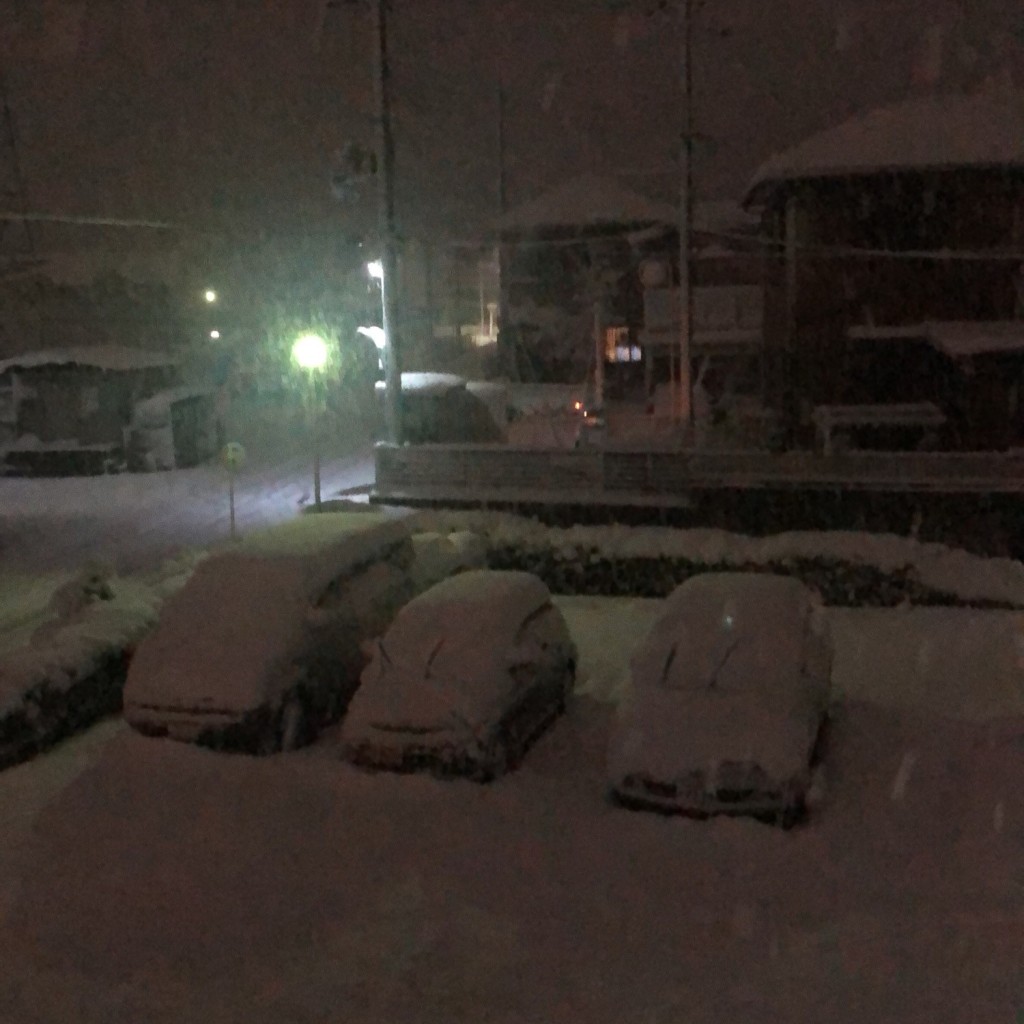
(677, 0), (694, 428)
(373, 0), (402, 444)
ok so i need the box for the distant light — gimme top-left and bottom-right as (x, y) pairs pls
(367, 260), (384, 281)
(204, 289), (217, 303)
(573, 400), (583, 412)
(209, 329), (221, 339)
(357, 325), (386, 350)
(292, 333), (328, 371)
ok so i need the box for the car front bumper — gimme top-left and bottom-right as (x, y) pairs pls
(125, 703), (249, 743)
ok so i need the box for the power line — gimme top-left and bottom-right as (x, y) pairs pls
(0, 211), (179, 230)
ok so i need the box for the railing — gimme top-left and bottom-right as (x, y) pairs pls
(374, 443), (1024, 504)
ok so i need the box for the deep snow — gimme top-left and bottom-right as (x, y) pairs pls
(4, 506), (1024, 1021)
(1, 594), (1024, 1023)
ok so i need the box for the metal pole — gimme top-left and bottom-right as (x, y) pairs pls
(310, 373), (322, 510)
(228, 470), (237, 541)
(677, 0), (694, 428)
(313, 431), (322, 509)
(373, 0), (402, 444)
(593, 300), (604, 410)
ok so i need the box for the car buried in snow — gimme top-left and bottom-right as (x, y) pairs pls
(341, 569), (577, 781)
(608, 572), (832, 826)
(123, 514), (415, 753)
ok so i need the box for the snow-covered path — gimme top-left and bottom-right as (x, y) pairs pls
(0, 445), (375, 575)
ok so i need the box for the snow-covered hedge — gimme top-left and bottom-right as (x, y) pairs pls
(408, 511), (1024, 608)
(0, 569), (167, 770)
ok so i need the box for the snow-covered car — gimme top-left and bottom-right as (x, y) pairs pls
(124, 514), (415, 753)
(341, 569), (577, 780)
(608, 572), (832, 826)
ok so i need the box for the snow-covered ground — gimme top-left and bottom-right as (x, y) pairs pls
(3, 495), (1024, 1021)
(2, 593), (1023, 1023)
(0, 397), (376, 579)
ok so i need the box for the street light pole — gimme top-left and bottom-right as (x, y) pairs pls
(291, 333), (329, 511)
(677, 0), (694, 429)
(372, 0), (402, 444)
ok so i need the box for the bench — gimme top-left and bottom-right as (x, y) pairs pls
(812, 402), (946, 455)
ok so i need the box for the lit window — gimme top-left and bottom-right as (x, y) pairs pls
(604, 326), (630, 362)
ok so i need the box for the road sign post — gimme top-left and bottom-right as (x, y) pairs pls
(220, 442), (246, 541)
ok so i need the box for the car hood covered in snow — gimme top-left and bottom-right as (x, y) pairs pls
(611, 573), (831, 784)
(344, 570), (556, 735)
(124, 555), (311, 715)
(125, 514), (412, 716)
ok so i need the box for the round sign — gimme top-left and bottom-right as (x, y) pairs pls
(221, 441), (246, 470)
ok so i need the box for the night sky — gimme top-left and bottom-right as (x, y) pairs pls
(2, 0), (1023, 242)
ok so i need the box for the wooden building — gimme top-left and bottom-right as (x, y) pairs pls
(745, 89), (1024, 450)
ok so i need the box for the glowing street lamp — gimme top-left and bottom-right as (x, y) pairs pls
(209, 329), (221, 340)
(204, 289), (218, 304)
(366, 259), (384, 281)
(292, 332), (329, 371)
(291, 333), (329, 509)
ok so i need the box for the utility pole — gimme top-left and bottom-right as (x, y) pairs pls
(497, 81), (507, 218)
(372, 0), (402, 444)
(0, 69), (36, 275)
(677, 0), (694, 428)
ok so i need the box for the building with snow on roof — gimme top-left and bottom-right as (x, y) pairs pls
(497, 174), (762, 410)
(0, 346), (185, 475)
(745, 88), (1024, 451)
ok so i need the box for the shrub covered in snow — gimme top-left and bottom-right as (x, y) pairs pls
(410, 511), (1024, 608)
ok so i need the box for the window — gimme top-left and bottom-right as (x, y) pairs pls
(604, 327), (641, 363)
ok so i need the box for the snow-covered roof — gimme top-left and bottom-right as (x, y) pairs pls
(849, 320), (1024, 358)
(498, 174), (677, 233)
(0, 346), (179, 376)
(925, 320), (1024, 359)
(746, 90), (1024, 203)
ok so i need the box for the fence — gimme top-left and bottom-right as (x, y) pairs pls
(374, 443), (1024, 506)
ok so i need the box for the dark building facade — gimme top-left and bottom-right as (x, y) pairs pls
(746, 89), (1024, 450)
